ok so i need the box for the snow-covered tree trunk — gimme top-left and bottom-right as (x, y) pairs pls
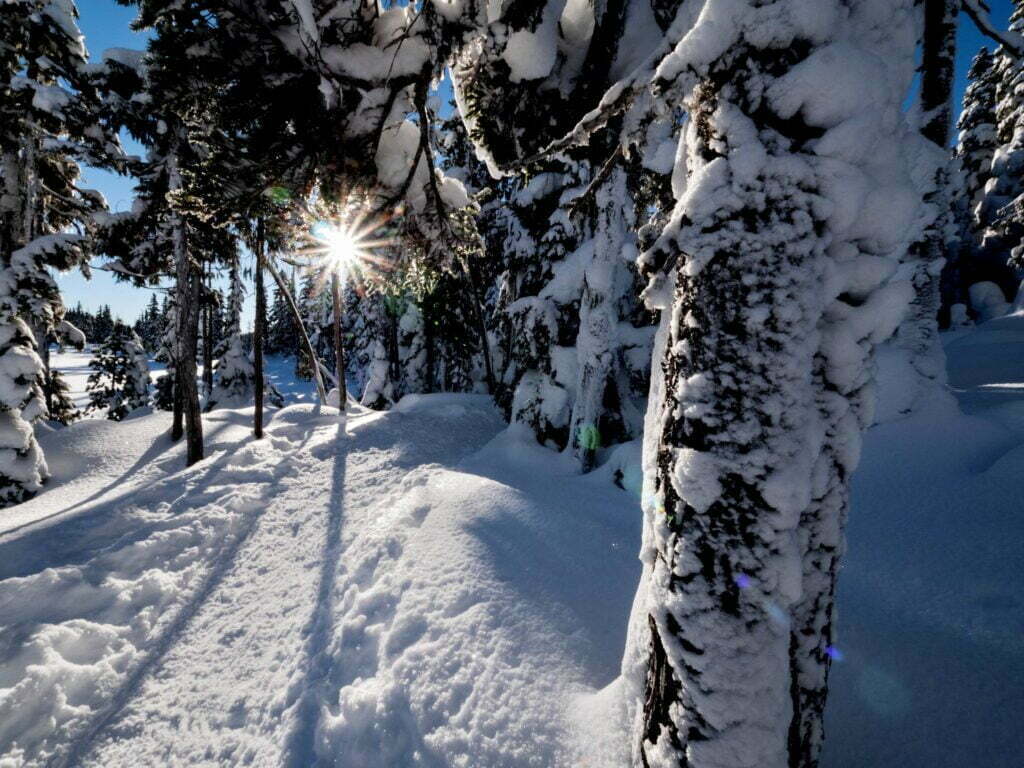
(566, 167), (636, 471)
(903, 0), (959, 344)
(623, 4), (919, 766)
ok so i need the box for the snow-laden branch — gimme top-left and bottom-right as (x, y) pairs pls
(962, 0), (1024, 59)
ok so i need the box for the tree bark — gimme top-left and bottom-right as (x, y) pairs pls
(175, 227), (204, 465)
(628, 5), (919, 766)
(331, 271), (347, 407)
(202, 264), (214, 398)
(254, 218), (265, 439)
(171, 363), (184, 441)
(461, 256), (495, 394)
(921, 0), (960, 148)
(921, 0), (963, 328)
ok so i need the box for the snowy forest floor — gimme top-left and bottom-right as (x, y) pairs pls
(0, 316), (1022, 767)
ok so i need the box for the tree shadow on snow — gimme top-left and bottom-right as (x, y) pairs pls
(283, 420), (347, 768)
(0, 419), (252, 580)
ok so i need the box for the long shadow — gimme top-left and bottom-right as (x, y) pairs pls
(283, 422), (348, 768)
(46, 433), (275, 768)
(0, 421), (251, 580)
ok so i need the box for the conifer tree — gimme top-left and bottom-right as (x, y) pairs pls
(43, 368), (79, 426)
(86, 326), (150, 421)
(958, 48), (1000, 224)
(209, 254), (253, 408)
(0, 304), (47, 505)
(267, 278), (298, 356)
(949, 47), (1001, 310)
(983, 0), (1024, 295)
(0, 0), (119, 502)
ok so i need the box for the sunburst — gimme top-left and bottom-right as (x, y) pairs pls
(293, 203), (397, 297)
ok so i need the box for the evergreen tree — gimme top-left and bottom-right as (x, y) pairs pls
(86, 326), (151, 421)
(958, 48), (1000, 224)
(0, 0), (118, 503)
(266, 278), (298, 356)
(982, 0), (1024, 300)
(43, 368), (79, 426)
(948, 47), (1001, 313)
(209, 255), (251, 408)
(0, 306), (47, 505)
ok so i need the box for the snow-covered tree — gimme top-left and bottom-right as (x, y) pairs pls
(958, 48), (1000, 224)
(0, 300), (47, 505)
(267, 277), (298, 357)
(0, 0), (120, 501)
(948, 47), (1001, 312)
(86, 326), (150, 421)
(980, 0), (1024, 300)
(43, 368), (79, 426)
(353, 292), (396, 411)
(555, 4), (921, 765)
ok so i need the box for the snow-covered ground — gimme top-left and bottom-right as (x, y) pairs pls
(0, 322), (1021, 766)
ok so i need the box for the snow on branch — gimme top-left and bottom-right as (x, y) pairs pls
(962, 0), (1024, 59)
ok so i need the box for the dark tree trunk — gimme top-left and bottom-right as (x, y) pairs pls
(331, 271), (347, 406)
(919, 0), (963, 327)
(915, 0), (961, 333)
(462, 257), (495, 393)
(202, 266), (214, 398)
(174, 219), (204, 466)
(171, 364), (184, 441)
(921, 0), (960, 149)
(254, 218), (265, 439)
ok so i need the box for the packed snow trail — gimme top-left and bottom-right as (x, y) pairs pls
(3, 319), (1022, 767)
(0, 399), (509, 766)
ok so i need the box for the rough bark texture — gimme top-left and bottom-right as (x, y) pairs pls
(175, 229), (204, 466)
(253, 220), (265, 440)
(331, 271), (346, 405)
(629, 4), (919, 766)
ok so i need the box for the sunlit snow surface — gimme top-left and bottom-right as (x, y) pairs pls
(0, 318), (1022, 766)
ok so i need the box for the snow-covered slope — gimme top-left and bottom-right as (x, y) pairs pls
(823, 314), (1024, 768)
(0, 319), (1022, 766)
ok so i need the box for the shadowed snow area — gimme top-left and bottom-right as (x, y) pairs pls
(1, 317), (1023, 766)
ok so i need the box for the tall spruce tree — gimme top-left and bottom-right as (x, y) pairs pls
(950, 48), (1001, 309)
(0, 0), (118, 503)
(983, 0), (1024, 297)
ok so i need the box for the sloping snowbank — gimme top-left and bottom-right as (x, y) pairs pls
(1, 317), (1021, 766)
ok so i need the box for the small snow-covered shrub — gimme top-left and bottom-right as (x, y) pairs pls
(0, 315), (48, 505)
(969, 281), (1011, 322)
(86, 328), (151, 421)
(44, 368), (80, 425)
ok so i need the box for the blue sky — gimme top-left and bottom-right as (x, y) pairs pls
(63, 0), (1017, 327)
